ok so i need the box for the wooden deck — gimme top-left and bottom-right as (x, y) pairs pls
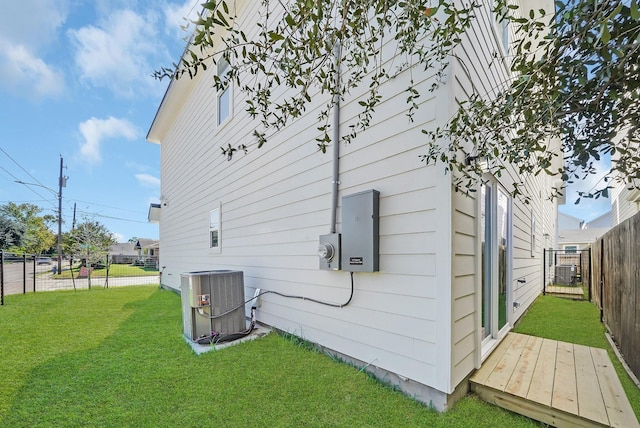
(545, 285), (584, 300)
(470, 333), (639, 427)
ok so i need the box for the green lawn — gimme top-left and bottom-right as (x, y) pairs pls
(0, 286), (542, 427)
(54, 264), (158, 279)
(514, 295), (640, 419)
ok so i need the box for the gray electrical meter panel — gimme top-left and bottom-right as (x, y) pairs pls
(341, 189), (379, 272)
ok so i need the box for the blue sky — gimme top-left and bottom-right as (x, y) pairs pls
(0, 0), (200, 242)
(559, 156), (612, 224)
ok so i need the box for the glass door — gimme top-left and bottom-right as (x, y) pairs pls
(481, 180), (511, 349)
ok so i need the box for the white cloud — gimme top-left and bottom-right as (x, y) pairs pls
(0, 0), (67, 50)
(68, 9), (167, 97)
(163, 0), (201, 39)
(0, 1), (68, 100)
(78, 117), (138, 164)
(0, 42), (66, 100)
(135, 173), (161, 188)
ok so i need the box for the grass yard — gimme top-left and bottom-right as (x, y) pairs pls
(0, 286), (543, 427)
(513, 295), (640, 419)
(54, 264), (158, 279)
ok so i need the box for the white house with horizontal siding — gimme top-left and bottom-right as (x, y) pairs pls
(147, 0), (557, 410)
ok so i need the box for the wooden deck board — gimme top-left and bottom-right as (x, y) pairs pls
(574, 344), (609, 425)
(526, 338), (557, 406)
(505, 335), (543, 398)
(591, 347), (639, 428)
(484, 334), (529, 391)
(552, 341), (579, 415)
(470, 333), (640, 428)
(470, 333), (517, 385)
(546, 285), (584, 300)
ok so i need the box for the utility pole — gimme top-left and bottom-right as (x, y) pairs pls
(57, 156), (68, 275)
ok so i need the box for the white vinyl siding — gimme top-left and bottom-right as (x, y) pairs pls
(449, 0), (556, 388)
(153, 0), (454, 399)
(151, 0), (556, 406)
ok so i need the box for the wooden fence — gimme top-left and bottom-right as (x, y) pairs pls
(591, 211), (640, 379)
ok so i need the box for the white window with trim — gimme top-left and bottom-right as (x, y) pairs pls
(564, 245), (577, 254)
(217, 59), (231, 126)
(494, 3), (510, 59)
(209, 205), (221, 253)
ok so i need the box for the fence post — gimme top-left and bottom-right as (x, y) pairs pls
(543, 248), (547, 295)
(32, 256), (36, 293)
(1, 250), (4, 306)
(587, 247), (592, 302)
(599, 239), (604, 323)
(22, 253), (26, 294)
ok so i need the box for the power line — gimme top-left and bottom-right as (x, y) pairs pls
(0, 146), (49, 190)
(74, 209), (150, 224)
(66, 198), (146, 214)
(1, 166), (57, 209)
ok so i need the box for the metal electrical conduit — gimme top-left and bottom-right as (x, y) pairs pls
(194, 272), (354, 345)
(203, 41), (351, 320)
(196, 271), (355, 323)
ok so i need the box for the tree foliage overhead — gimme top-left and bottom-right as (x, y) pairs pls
(156, 0), (640, 200)
(155, 0), (478, 155)
(424, 0), (640, 201)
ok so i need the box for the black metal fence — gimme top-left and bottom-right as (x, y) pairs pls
(1, 251), (160, 305)
(543, 248), (591, 296)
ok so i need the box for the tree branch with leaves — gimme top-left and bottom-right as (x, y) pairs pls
(156, 0), (639, 201)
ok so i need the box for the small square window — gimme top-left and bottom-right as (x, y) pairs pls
(209, 207), (220, 251)
(217, 60), (231, 125)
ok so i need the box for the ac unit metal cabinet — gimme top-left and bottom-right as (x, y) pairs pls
(180, 270), (245, 340)
(554, 265), (576, 286)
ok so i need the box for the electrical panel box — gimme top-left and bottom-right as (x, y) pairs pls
(341, 189), (379, 272)
(318, 233), (341, 270)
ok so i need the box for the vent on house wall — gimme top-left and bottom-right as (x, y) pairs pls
(180, 270), (245, 341)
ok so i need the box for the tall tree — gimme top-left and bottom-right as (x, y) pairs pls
(156, 0), (639, 200)
(63, 220), (116, 286)
(0, 203), (56, 254)
(0, 216), (25, 250)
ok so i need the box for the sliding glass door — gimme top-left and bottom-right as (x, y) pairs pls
(481, 180), (511, 346)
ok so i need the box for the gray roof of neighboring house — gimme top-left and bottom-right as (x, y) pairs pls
(109, 243), (138, 256)
(558, 227), (610, 246)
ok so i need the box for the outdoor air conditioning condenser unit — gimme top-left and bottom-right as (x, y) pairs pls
(180, 270), (245, 341)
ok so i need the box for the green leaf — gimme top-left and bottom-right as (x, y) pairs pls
(268, 31), (284, 41)
(600, 24), (611, 44)
(632, 0), (640, 20)
(201, 1), (216, 11)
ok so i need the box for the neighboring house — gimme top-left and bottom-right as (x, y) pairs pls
(109, 240), (160, 265)
(109, 243), (139, 264)
(611, 179), (640, 227)
(133, 238), (160, 268)
(585, 210), (611, 229)
(147, 1), (557, 410)
(558, 212), (585, 230)
(557, 210), (611, 252)
(557, 228), (610, 253)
